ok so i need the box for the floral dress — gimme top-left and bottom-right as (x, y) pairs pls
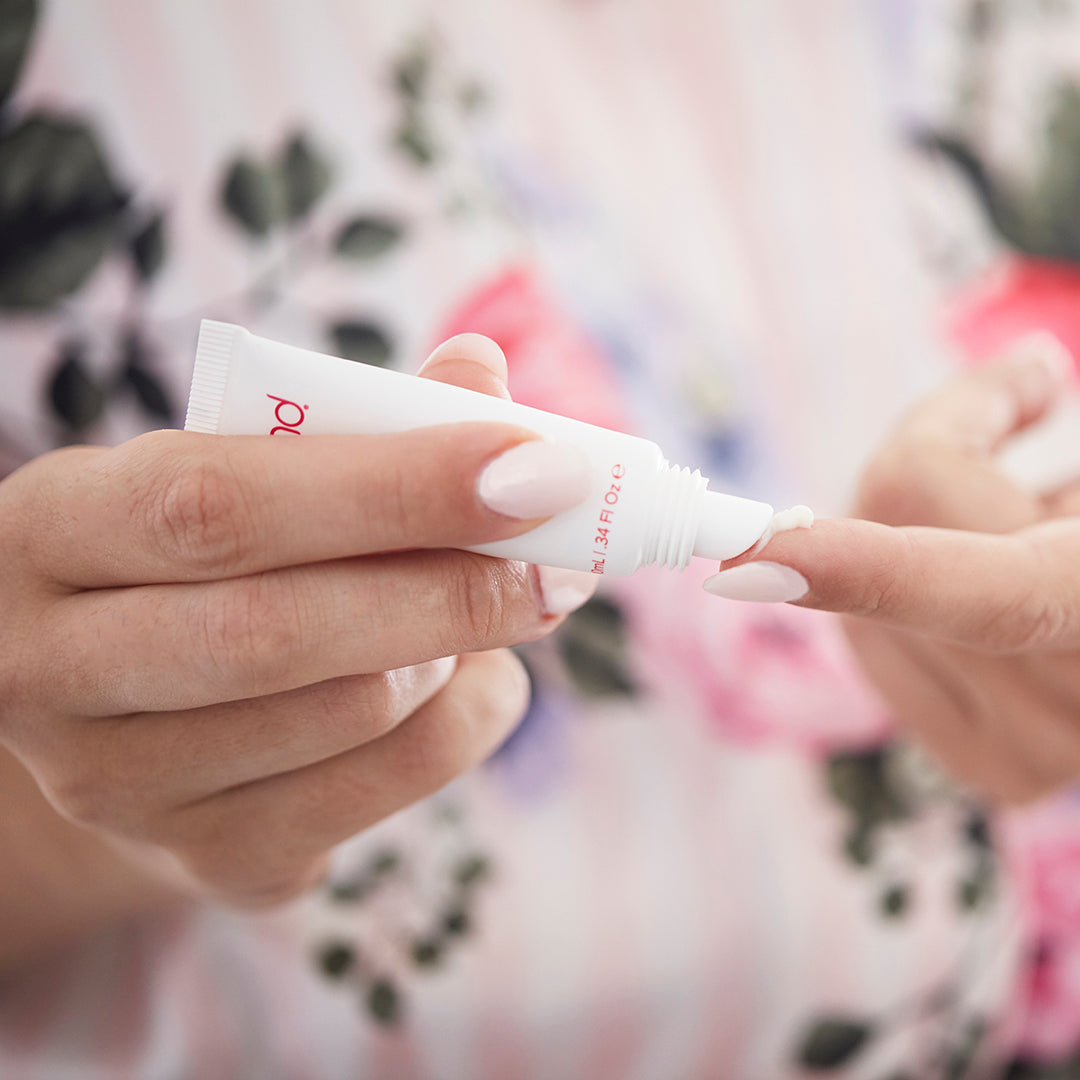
(1, 1), (1079, 1077)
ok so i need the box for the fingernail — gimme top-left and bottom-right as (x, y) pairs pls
(426, 654), (459, 686)
(536, 565), (599, 615)
(477, 441), (591, 519)
(419, 333), (508, 380)
(1009, 332), (1074, 385)
(399, 655), (458, 699)
(702, 561), (809, 603)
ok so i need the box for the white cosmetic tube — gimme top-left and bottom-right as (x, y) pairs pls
(185, 320), (774, 576)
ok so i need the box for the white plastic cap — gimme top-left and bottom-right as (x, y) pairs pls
(693, 491), (775, 561)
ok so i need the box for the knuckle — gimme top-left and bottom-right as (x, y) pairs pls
(976, 540), (1067, 653)
(146, 451), (249, 576)
(849, 534), (915, 620)
(399, 651), (529, 788)
(441, 555), (532, 653)
(193, 576), (300, 690)
(315, 673), (402, 742)
(985, 592), (1066, 653)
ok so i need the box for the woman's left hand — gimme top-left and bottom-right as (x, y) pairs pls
(705, 342), (1080, 803)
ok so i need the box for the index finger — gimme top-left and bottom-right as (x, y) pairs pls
(23, 422), (589, 588)
(705, 517), (1080, 653)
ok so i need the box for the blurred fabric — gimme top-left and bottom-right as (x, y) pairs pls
(3, 1), (1080, 1077)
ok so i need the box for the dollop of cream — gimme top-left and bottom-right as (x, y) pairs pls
(747, 504), (814, 557)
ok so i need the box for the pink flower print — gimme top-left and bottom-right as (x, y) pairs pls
(435, 265), (631, 432)
(948, 256), (1080, 372)
(622, 565), (892, 754)
(1001, 794), (1080, 1063)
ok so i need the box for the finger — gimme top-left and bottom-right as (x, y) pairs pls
(41, 549), (555, 713)
(417, 333), (513, 400)
(417, 335), (599, 617)
(160, 649), (528, 905)
(34, 661), (459, 828)
(1041, 474), (1080, 519)
(28, 418), (590, 589)
(704, 516), (1080, 652)
(906, 334), (1071, 454)
(855, 338), (1070, 532)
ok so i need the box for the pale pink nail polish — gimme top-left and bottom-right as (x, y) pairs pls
(477, 441), (591, 519)
(1007, 331), (1073, 385)
(418, 333), (508, 380)
(702, 561), (809, 603)
(537, 565), (599, 616)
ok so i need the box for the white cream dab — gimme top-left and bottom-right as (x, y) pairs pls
(746, 504), (814, 557)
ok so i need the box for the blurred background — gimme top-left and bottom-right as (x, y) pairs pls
(5, 2), (1080, 1078)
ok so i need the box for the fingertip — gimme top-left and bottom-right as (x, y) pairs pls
(494, 648), (533, 724)
(1003, 331), (1074, 388)
(421, 333), (508, 379)
(983, 332), (1076, 433)
(535, 565), (599, 616)
(418, 334), (511, 399)
(720, 513), (837, 570)
(451, 648), (532, 753)
(405, 655), (460, 702)
(712, 517), (892, 613)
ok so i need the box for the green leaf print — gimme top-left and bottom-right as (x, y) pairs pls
(0, 0), (37, 108)
(129, 210), (165, 284)
(46, 341), (104, 431)
(221, 156), (285, 238)
(280, 131), (331, 221)
(334, 214), (405, 259)
(796, 1018), (875, 1070)
(557, 595), (637, 698)
(329, 319), (393, 366)
(0, 112), (128, 308)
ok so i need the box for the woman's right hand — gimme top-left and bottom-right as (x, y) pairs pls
(0, 334), (596, 908)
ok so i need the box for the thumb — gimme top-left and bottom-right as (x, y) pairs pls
(855, 333), (1071, 533)
(416, 333), (512, 400)
(705, 516), (1080, 653)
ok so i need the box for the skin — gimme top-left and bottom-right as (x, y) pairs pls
(0, 336), (592, 972)
(5, 334), (1069, 973)
(723, 348), (1080, 803)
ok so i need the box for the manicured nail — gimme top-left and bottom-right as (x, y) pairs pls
(537, 566), (599, 616)
(1009, 331), (1073, 386)
(423, 654), (459, 687)
(477, 441), (591, 519)
(419, 333), (508, 380)
(703, 561), (809, 603)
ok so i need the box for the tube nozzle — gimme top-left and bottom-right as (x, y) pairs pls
(693, 491), (774, 561)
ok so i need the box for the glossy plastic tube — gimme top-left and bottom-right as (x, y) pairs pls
(185, 320), (775, 576)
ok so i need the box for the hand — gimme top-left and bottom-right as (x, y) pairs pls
(705, 341), (1080, 803)
(0, 334), (596, 910)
